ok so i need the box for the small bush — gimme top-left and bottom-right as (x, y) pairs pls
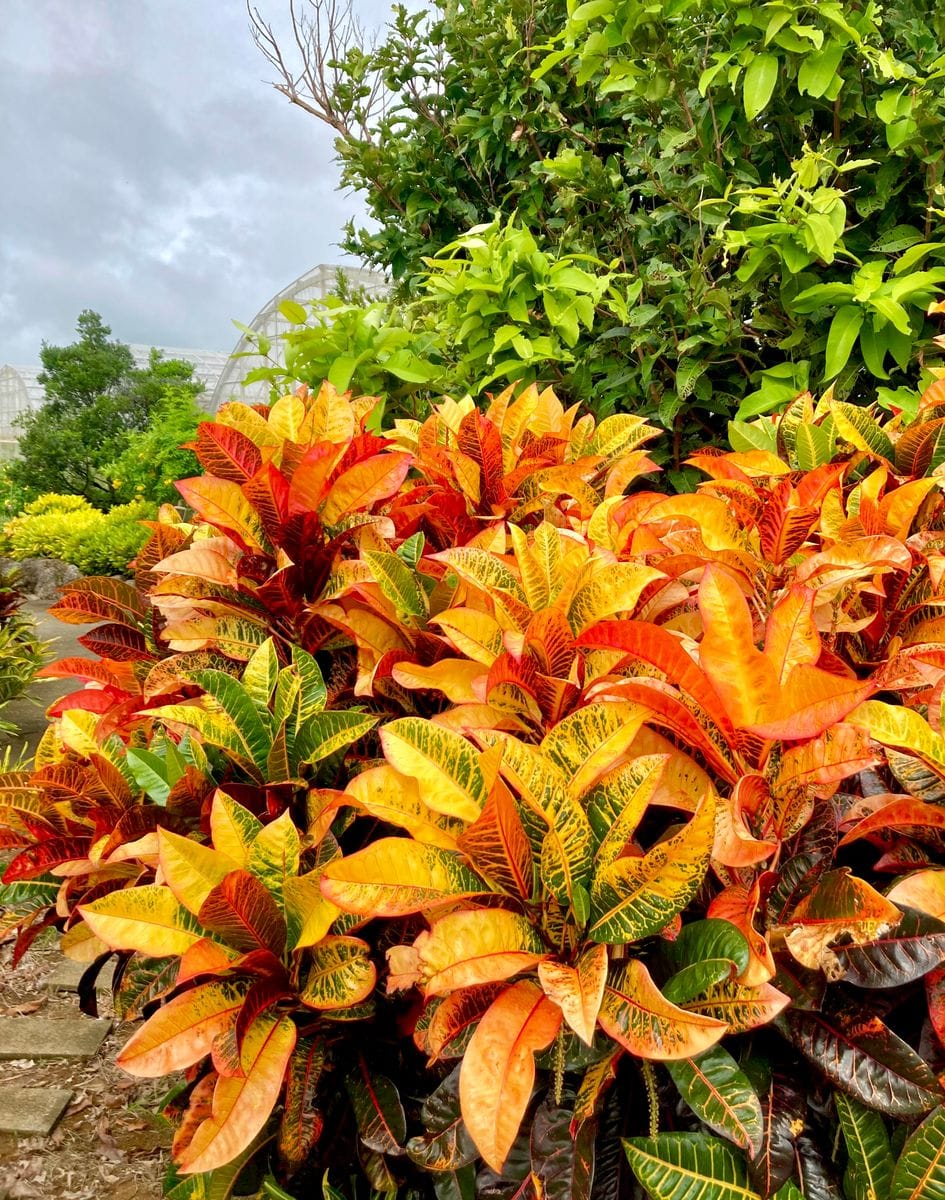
(3, 494), (155, 576)
(0, 566), (45, 735)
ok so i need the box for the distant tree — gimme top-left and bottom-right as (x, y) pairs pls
(9, 312), (202, 508)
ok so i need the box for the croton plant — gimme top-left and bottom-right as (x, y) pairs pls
(6, 378), (945, 1198)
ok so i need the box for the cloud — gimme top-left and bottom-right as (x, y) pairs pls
(0, 0), (391, 363)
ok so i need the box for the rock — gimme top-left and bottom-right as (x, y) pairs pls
(0, 558), (81, 602)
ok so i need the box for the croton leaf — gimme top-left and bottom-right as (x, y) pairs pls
(345, 1061), (407, 1156)
(80, 885), (204, 956)
(890, 1104), (945, 1199)
(459, 979), (562, 1173)
(415, 909), (546, 996)
(407, 1066), (478, 1173)
(380, 718), (487, 823)
(320, 838), (489, 916)
(529, 1091), (595, 1200)
(278, 1037), (325, 1174)
(457, 777), (533, 899)
(537, 944), (608, 1047)
(624, 1132), (760, 1200)
(784, 1009), (942, 1117)
(833, 908), (945, 989)
(197, 870), (287, 957)
(117, 979), (247, 1077)
(667, 1046), (764, 1157)
(589, 791), (715, 944)
(209, 791), (262, 869)
(598, 959), (726, 1061)
(177, 1011), (297, 1175)
(540, 701), (646, 799)
(834, 1093), (894, 1200)
(299, 935), (376, 1010)
(157, 829), (236, 918)
(748, 1072), (806, 1198)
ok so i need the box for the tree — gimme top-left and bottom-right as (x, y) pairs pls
(9, 312), (202, 507)
(251, 0), (945, 449)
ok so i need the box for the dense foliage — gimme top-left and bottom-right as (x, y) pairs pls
(252, 0), (945, 450)
(9, 311), (203, 508)
(0, 565), (45, 740)
(5, 372), (945, 1197)
(1, 494), (156, 577)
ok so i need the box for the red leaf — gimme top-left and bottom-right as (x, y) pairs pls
(78, 623), (156, 663)
(192, 423), (263, 483)
(197, 870), (287, 957)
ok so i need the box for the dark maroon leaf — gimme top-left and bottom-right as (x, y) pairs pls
(834, 908), (945, 988)
(529, 1092), (595, 1200)
(345, 1060), (407, 1155)
(796, 1133), (843, 1199)
(78, 952), (114, 1018)
(773, 956), (826, 1012)
(784, 1009), (943, 1116)
(748, 1072), (806, 1198)
(407, 1066), (478, 1172)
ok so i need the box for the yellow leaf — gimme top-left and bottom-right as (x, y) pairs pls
(538, 944), (608, 1045)
(541, 701), (647, 799)
(598, 959), (726, 1060)
(175, 476), (269, 553)
(81, 885), (203, 956)
(209, 791), (262, 868)
(308, 380), (356, 444)
(345, 764), (462, 849)
(391, 659), (484, 704)
(158, 829), (237, 917)
(300, 935), (376, 1009)
(566, 562), (664, 635)
(590, 791), (716, 944)
(431, 607), (505, 666)
(321, 838), (488, 916)
(283, 871), (340, 950)
(459, 981), (562, 1173)
(267, 393), (307, 442)
(380, 718), (487, 823)
(886, 869), (945, 920)
(415, 909), (546, 996)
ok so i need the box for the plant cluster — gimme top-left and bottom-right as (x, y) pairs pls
(5, 376), (945, 1197)
(250, 0), (945, 450)
(0, 564), (45, 739)
(1, 493), (156, 577)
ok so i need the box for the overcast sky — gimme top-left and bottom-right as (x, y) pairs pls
(0, 0), (393, 365)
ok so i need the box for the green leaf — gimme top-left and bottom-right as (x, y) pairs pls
(727, 421), (778, 454)
(835, 1094), (894, 1200)
(891, 1105), (945, 1199)
(294, 710), (377, 768)
(187, 668), (275, 772)
(278, 299), (309, 324)
(825, 306), (864, 379)
(794, 422), (835, 471)
(743, 55), (779, 121)
(797, 40), (844, 98)
(624, 1132), (761, 1200)
(667, 1047), (763, 1156)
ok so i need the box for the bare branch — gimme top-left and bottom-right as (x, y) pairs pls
(247, 0), (384, 141)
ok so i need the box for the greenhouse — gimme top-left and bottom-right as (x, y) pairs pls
(210, 262), (386, 408)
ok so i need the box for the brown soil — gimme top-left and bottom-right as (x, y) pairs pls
(0, 936), (170, 1200)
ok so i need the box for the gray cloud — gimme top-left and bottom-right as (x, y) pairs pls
(0, 0), (391, 363)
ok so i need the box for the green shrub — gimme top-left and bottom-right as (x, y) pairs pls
(3, 495), (155, 576)
(0, 567), (45, 736)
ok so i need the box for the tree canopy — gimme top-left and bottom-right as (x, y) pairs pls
(253, 0), (945, 453)
(9, 311), (203, 507)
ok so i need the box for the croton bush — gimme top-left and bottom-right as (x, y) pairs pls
(8, 376), (945, 1198)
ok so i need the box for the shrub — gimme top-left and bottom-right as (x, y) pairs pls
(2, 495), (155, 576)
(0, 566), (46, 737)
(7, 378), (945, 1197)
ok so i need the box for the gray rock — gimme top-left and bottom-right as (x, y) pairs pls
(0, 1016), (111, 1061)
(0, 557), (81, 601)
(0, 1086), (73, 1135)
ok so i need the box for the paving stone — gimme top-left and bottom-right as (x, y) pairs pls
(46, 957), (115, 994)
(0, 1085), (72, 1134)
(0, 1016), (111, 1060)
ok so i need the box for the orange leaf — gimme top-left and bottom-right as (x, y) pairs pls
(597, 959), (726, 1060)
(178, 1012), (297, 1174)
(698, 565), (776, 730)
(415, 909), (546, 996)
(887, 869), (945, 919)
(320, 452), (412, 524)
(458, 777), (533, 900)
(537, 944), (608, 1045)
(117, 980), (246, 1077)
(459, 980), (562, 1173)
(707, 881), (775, 986)
(175, 476), (269, 553)
(763, 586), (820, 685)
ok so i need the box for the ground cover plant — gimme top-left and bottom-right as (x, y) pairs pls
(6, 374), (945, 1197)
(0, 564), (46, 740)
